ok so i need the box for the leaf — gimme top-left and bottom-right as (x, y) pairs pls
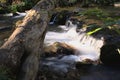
(87, 27), (102, 35)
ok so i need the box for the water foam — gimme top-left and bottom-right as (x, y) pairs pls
(44, 25), (104, 61)
(42, 25), (104, 72)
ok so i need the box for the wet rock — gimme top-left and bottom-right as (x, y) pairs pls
(43, 42), (75, 57)
(66, 17), (84, 29)
(100, 43), (120, 66)
(49, 7), (85, 26)
(49, 10), (73, 25)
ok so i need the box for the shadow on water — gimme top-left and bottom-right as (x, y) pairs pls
(76, 64), (120, 80)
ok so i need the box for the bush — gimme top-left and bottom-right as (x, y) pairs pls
(23, 0), (39, 10)
(0, 0), (40, 13)
(7, 2), (25, 13)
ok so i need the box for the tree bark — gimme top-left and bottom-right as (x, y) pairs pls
(0, 0), (77, 80)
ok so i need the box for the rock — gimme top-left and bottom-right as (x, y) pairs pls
(49, 10), (73, 25)
(65, 17), (84, 29)
(43, 42), (75, 57)
(100, 44), (120, 66)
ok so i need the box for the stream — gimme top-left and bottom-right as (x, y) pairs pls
(0, 12), (26, 45)
(40, 23), (120, 80)
(0, 12), (120, 80)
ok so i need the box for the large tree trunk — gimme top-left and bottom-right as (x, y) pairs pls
(0, 0), (77, 80)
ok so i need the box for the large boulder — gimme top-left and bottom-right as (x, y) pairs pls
(43, 42), (75, 57)
(100, 43), (120, 66)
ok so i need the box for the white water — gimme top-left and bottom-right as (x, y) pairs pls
(49, 14), (59, 25)
(13, 12), (26, 18)
(2, 12), (26, 18)
(44, 25), (104, 62)
(42, 23), (104, 73)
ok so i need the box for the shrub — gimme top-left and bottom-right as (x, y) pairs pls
(7, 2), (25, 13)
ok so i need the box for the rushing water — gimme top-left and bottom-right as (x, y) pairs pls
(45, 25), (104, 61)
(41, 21), (120, 80)
(41, 24), (104, 73)
(0, 13), (120, 80)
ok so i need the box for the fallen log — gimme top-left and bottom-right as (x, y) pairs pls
(0, 0), (78, 80)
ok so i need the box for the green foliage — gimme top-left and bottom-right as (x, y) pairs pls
(86, 18), (120, 35)
(79, 8), (109, 19)
(9, 4), (18, 13)
(79, 8), (120, 35)
(0, 0), (40, 13)
(23, 0), (33, 10)
(85, 24), (102, 35)
(23, 0), (39, 10)
(8, 2), (25, 13)
(16, 2), (26, 12)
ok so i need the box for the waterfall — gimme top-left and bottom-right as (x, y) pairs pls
(44, 24), (104, 61)
(42, 23), (104, 73)
(49, 13), (58, 25)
